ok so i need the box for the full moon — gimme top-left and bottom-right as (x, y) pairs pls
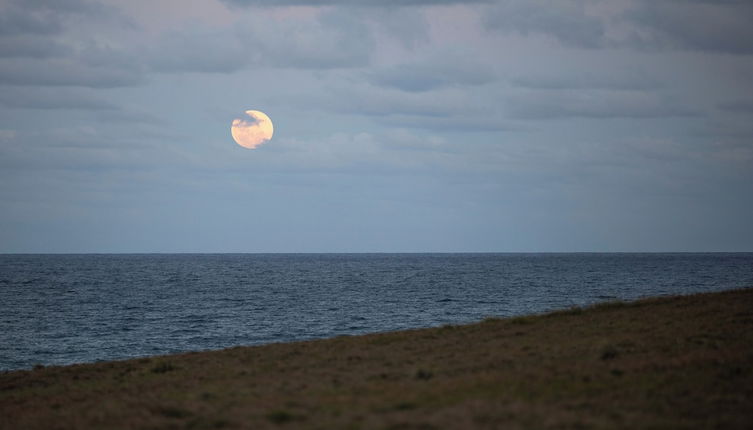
(231, 110), (274, 149)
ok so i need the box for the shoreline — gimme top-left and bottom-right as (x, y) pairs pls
(2, 288), (752, 429)
(0, 287), (741, 374)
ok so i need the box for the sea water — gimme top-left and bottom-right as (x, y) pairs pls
(1, 253), (752, 371)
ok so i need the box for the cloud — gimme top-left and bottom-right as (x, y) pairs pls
(367, 54), (495, 92)
(147, 27), (248, 74)
(0, 129), (16, 140)
(620, 1), (753, 54)
(222, 0), (490, 7)
(252, 9), (374, 69)
(506, 90), (700, 120)
(0, 87), (118, 110)
(0, 3), (63, 36)
(250, 129), (483, 175)
(511, 70), (662, 91)
(0, 2), (68, 61)
(0, 0), (128, 36)
(378, 129), (447, 151)
(376, 114), (523, 132)
(359, 7), (429, 49)
(0, 57), (144, 88)
(148, 9), (373, 73)
(316, 84), (460, 118)
(692, 115), (753, 147)
(0, 124), (185, 173)
(0, 0), (143, 86)
(0, 35), (71, 59)
(483, 0), (606, 48)
(279, 74), (518, 131)
(717, 100), (753, 114)
(94, 109), (164, 125)
(481, 0), (753, 55)
(11, 0), (113, 15)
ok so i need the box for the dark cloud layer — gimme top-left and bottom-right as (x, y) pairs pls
(482, 0), (753, 55)
(0, 0), (141, 87)
(149, 10), (373, 73)
(223, 0), (489, 7)
(484, 0), (605, 48)
(622, 1), (753, 54)
(0, 5), (62, 36)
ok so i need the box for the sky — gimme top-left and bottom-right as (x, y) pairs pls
(1, 0), (752, 253)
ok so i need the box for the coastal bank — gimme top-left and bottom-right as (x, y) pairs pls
(2, 288), (752, 429)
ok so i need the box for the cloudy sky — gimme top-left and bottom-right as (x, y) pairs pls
(1, 0), (752, 252)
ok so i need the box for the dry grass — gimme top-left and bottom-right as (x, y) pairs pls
(2, 288), (752, 429)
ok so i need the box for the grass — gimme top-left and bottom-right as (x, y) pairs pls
(1, 288), (752, 429)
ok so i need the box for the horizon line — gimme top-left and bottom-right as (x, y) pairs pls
(2, 251), (752, 255)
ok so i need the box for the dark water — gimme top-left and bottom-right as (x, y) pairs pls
(1, 253), (752, 371)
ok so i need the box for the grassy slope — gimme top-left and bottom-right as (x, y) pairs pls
(1, 288), (752, 429)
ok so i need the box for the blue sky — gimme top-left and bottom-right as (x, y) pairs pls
(1, 0), (752, 252)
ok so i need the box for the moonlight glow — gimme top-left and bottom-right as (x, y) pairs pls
(231, 110), (274, 149)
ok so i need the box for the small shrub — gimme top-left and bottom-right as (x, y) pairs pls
(151, 362), (177, 373)
(186, 417), (229, 429)
(154, 405), (191, 418)
(267, 410), (295, 424)
(601, 346), (619, 360)
(395, 402), (416, 410)
(415, 369), (433, 380)
(509, 316), (534, 325)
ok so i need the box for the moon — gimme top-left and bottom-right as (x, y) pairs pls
(231, 110), (274, 149)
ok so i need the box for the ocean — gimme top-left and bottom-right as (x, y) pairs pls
(1, 253), (752, 371)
